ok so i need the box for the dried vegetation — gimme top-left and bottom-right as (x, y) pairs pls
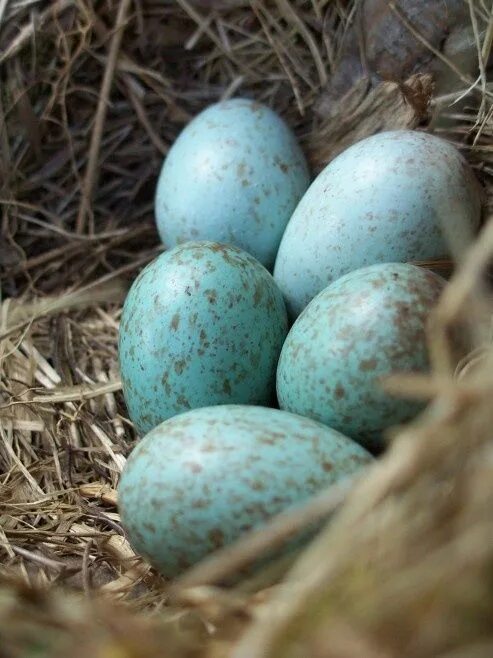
(1, 1), (493, 656)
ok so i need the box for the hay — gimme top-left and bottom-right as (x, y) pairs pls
(1, 1), (493, 656)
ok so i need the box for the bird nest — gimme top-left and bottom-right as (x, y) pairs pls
(1, 1), (493, 656)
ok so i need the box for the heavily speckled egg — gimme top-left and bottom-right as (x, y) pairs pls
(119, 242), (288, 435)
(155, 98), (310, 269)
(118, 405), (372, 577)
(277, 263), (446, 451)
(274, 130), (481, 318)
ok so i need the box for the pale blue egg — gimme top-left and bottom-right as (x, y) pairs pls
(155, 98), (310, 269)
(277, 263), (446, 451)
(118, 405), (372, 577)
(118, 242), (288, 435)
(274, 130), (481, 318)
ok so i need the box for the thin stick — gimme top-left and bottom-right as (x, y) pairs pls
(0, 425), (44, 495)
(32, 380), (122, 404)
(82, 539), (94, 596)
(76, 0), (133, 233)
(252, 3), (305, 114)
(275, 0), (327, 87)
(0, 0), (8, 25)
(481, 5), (493, 63)
(8, 544), (68, 572)
(468, 0), (488, 119)
(0, 0), (74, 64)
(125, 76), (168, 155)
(175, 0), (258, 79)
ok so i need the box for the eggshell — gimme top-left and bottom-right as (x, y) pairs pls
(118, 242), (288, 435)
(274, 130), (481, 318)
(118, 405), (372, 577)
(155, 98), (310, 268)
(277, 263), (446, 451)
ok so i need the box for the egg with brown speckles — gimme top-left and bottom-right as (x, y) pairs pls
(119, 242), (288, 435)
(277, 263), (446, 451)
(274, 130), (481, 318)
(118, 405), (372, 577)
(155, 98), (310, 269)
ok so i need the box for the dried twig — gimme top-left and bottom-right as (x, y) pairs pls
(76, 0), (133, 233)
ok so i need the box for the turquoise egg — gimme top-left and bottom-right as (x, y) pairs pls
(119, 242), (288, 435)
(274, 130), (481, 318)
(118, 405), (372, 577)
(155, 98), (310, 269)
(277, 263), (446, 451)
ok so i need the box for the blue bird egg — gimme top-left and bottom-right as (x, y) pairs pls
(118, 242), (288, 435)
(274, 130), (481, 318)
(277, 263), (446, 451)
(155, 98), (310, 269)
(118, 405), (372, 577)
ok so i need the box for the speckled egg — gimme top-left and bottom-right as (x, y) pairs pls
(118, 405), (372, 577)
(155, 98), (310, 269)
(277, 263), (446, 451)
(118, 241), (288, 435)
(274, 130), (481, 318)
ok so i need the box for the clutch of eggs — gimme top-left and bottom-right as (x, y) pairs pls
(116, 109), (484, 581)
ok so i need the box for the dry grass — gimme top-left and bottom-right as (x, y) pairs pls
(1, 1), (493, 656)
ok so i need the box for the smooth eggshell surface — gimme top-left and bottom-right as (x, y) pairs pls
(277, 263), (446, 451)
(274, 130), (481, 318)
(119, 242), (288, 435)
(155, 98), (310, 269)
(118, 405), (372, 577)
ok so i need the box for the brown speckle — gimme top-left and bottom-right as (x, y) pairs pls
(177, 394), (191, 408)
(170, 313), (180, 331)
(174, 359), (187, 375)
(253, 282), (263, 306)
(204, 289), (217, 304)
(208, 528), (225, 548)
(151, 498), (164, 511)
(186, 462), (203, 474)
(334, 385), (346, 400)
